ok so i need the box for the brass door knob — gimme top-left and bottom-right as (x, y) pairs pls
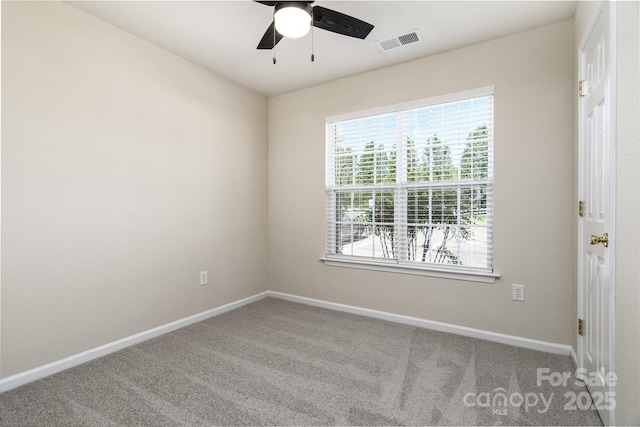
(589, 232), (609, 247)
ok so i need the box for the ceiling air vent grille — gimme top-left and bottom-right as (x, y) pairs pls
(377, 29), (423, 52)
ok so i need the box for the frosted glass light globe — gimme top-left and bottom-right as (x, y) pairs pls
(274, 6), (311, 38)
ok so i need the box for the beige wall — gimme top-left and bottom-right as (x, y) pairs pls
(614, 3), (640, 423)
(1, 1), (268, 377)
(574, 2), (640, 424)
(269, 21), (575, 344)
(612, 1), (639, 424)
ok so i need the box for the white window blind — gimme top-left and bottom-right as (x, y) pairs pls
(325, 87), (494, 273)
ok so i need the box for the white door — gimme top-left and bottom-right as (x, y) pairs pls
(578, 3), (615, 426)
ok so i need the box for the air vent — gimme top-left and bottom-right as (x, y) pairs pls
(376, 29), (423, 52)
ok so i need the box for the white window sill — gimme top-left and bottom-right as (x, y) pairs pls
(320, 256), (500, 283)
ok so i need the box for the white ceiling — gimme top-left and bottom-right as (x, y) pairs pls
(67, 1), (578, 97)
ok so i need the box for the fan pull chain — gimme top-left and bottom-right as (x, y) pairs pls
(310, 8), (315, 62)
(272, 11), (277, 65)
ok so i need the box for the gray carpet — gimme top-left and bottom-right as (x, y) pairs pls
(0, 297), (602, 426)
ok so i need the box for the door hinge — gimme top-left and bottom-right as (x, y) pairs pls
(578, 318), (584, 336)
(578, 201), (585, 217)
(579, 80), (589, 97)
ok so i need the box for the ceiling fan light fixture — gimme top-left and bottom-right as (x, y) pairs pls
(274, 2), (312, 39)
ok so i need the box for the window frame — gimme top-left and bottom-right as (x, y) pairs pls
(323, 86), (499, 283)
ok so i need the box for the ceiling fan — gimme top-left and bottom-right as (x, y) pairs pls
(254, 1), (375, 50)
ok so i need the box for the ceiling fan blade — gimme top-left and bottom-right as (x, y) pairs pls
(312, 6), (374, 40)
(254, 1), (279, 6)
(257, 21), (284, 50)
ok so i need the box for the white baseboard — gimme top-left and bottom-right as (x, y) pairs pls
(0, 289), (573, 394)
(0, 291), (269, 393)
(570, 346), (578, 367)
(266, 291), (572, 356)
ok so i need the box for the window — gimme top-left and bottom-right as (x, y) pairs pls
(325, 87), (495, 281)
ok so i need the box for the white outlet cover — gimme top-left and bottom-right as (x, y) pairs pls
(512, 284), (525, 301)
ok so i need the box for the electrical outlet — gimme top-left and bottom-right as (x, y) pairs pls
(199, 271), (208, 286)
(512, 284), (525, 302)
